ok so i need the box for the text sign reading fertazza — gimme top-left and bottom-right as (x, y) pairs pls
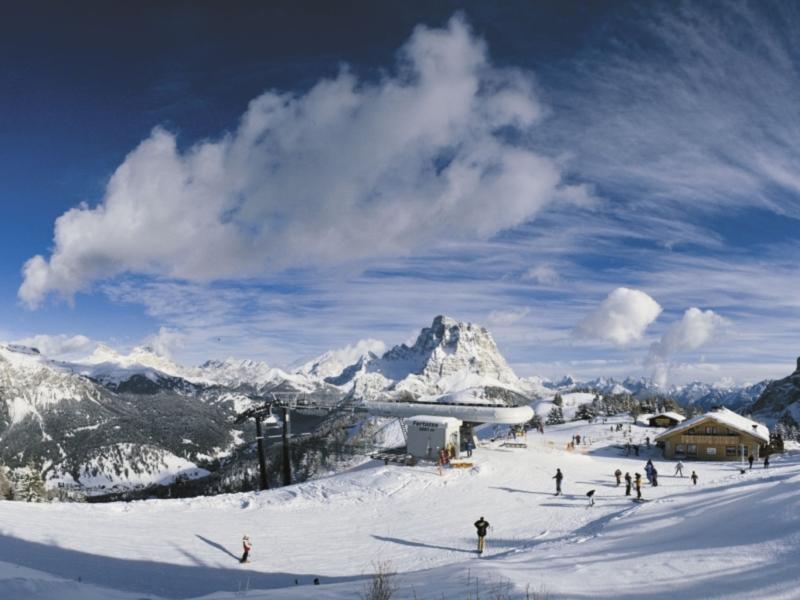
(414, 422), (446, 432)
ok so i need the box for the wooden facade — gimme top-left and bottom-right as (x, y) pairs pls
(658, 416), (765, 461)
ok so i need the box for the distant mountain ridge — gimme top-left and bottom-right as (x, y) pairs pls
(0, 318), (787, 496)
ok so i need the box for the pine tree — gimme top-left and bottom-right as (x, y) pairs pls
(546, 405), (565, 425)
(20, 463), (46, 503)
(0, 465), (12, 500)
(553, 393), (564, 407)
(574, 403), (595, 421)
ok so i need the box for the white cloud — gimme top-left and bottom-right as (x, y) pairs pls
(142, 327), (187, 359)
(546, 3), (800, 218)
(12, 334), (93, 358)
(648, 307), (730, 386)
(575, 287), (662, 346)
(522, 264), (559, 285)
(488, 307), (530, 326)
(19, 15), (579, 309)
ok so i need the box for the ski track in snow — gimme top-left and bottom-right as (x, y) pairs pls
(1, 417), (799, 599)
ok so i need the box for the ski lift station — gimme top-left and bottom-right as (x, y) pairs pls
(406, 416), (462, 460)
(367, 400), (534, 461)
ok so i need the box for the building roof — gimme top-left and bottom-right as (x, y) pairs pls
(654, 407), (769, 444)
(649, 411), (686, 423)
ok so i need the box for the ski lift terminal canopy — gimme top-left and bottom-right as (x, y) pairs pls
(366, 400), (534, 425)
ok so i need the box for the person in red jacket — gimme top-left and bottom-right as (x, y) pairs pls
(240, 535), (252, 563)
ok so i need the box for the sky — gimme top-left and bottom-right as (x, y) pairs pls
(2, 1), (799, 385)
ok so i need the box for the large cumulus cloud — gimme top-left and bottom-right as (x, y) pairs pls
(19, 15), (574, 308)
(575, 287), (662, 346)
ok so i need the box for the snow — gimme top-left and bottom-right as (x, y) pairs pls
(535, 392), (597, 421)
(655, 407), (769, 443)
(651, 411), (686, 422)
(1, 415), (799, 599)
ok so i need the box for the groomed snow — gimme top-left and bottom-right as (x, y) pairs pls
(1, 417), (799, 599)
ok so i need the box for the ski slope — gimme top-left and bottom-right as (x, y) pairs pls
(1, 417), (799, 599)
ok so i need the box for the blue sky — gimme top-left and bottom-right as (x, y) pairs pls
(2, 1), (799, 384)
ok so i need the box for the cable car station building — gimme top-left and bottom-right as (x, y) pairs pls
(655, 407), (769, 461)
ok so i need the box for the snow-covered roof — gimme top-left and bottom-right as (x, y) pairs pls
(649, 411), (685, 423)
(654, 407), (769, 444)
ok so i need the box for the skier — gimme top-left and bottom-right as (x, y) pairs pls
(634, 473), (642, 500)
(645, 436), (650, 449)
(764, 454), (770, 469)
(634, 444), (640, 456)
(240, 535), (252, 563)
(624, 472), (632, 496)
(614, 469), (622, 486)
(675, 461), (684, 477)
(474, 516), (490, 555)
(691, 470), (698, 485)
(748, 454), (754, 469)
(575, 434), (581, 445)
(645, 459), (654, 484)
(651, 466), (659, 487)
(465, 438), (475, 458)
(586, 489), (596, 506)
(553, 468), (564, 496)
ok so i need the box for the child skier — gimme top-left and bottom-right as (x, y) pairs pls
(675, 461), (684, 477)
(634, 473), (642, 500)
(614, 469), (622, 486)
(240, 535), (252, 563)
(474, 516), (490, 555)
(691, 471), (698, 485)
(624, 472), (632, 496)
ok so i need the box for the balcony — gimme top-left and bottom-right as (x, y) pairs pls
(679, 434), (742, 445)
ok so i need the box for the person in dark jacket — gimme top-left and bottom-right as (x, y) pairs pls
(553, 468), (564, 496)
(691, 470), (698, 485)
(651, 467), (659, 487)
(634, 473), (642, 500)
(764, 455), (770, 469)
(624, 472), (632, 496)
(614, 469), (622, 486)
(465, 438), (475, 458)
(748, 454), (754, 469)
(474, 517), (490, 554)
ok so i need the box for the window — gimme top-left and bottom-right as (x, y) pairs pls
(705, 426), (716, 435)
(687, 444), (697, 456)
(725, 446), (738, 457)
(675, 444), (686, 456)
(687, 428), (696, 434)
(706, 447), (717, 456)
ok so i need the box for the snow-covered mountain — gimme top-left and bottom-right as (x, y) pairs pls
(549, 373), (768, 411)
(330, 315), (530, 404)
(0, 343), (237, 495)
(750, 357), (800, 425)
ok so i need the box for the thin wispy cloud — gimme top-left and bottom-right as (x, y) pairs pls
(544, 1), (800, 218)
